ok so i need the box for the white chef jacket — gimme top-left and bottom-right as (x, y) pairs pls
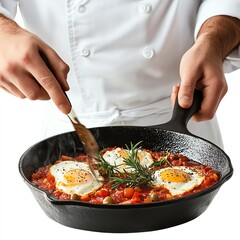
(1, 0), (240, 148)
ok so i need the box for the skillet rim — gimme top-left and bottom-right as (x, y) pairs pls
(18, 126), (234, 209)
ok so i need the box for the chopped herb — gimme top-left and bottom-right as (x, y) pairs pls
(152, 151), (172, 168)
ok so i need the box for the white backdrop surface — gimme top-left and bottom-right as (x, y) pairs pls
(0, 12), (239, 240)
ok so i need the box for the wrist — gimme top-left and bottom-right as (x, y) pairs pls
(195, 33), (225, 61)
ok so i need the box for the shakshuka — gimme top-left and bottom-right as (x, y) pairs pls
(31, 143), (219, 204)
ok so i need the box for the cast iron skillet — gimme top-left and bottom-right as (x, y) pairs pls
(19, 90), (233, 232)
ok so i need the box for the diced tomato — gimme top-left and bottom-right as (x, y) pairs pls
(96, 189), (109, 198)
(124, 188), (135, 199)
(131, 192), (141, 204)
(131, 191), (141, 204)
(132, 191), (140, 198)
(46, 173), (55, 182)
(81, 194), (91, 202)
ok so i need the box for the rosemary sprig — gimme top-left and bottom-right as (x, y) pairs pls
(109, 142), (155, 188)
(95, 154), (117, 177)
(95, 142), (157, 188)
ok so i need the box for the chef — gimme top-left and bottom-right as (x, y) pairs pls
(0, 0), (240, 148)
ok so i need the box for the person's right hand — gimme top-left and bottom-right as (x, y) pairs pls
(0, 15), (71, 114)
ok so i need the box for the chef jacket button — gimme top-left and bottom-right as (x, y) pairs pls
(77, 4), (86, 13)
(138, 1), (152, 14)
(80, 49), (90, 57)
(142, 47), (154, 59)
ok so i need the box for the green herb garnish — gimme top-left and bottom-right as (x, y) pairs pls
(95, 154), (117, 177)
(96, 142), (156, 189)
(151, 151), (172, 168)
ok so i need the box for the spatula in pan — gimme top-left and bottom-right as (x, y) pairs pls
(63, 93), (101, 181)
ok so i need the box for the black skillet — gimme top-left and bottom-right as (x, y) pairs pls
(19, 90), (233, 232)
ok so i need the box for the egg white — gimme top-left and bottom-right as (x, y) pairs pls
(50, 161), (104, 196)
(152, 166), (205, 196)
(102, 147), (154, 173)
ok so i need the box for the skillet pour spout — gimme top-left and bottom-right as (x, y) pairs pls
(19, 89), (233, 232)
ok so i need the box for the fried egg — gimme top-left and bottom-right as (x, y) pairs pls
(50, 161), (104, 196)
(102, 147), (154, 173)
(152, 166), (204, 196)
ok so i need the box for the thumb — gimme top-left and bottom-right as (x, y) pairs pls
(178, 78), (198, 109)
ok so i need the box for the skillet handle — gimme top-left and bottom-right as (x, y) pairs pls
(155, 89), (203, 135)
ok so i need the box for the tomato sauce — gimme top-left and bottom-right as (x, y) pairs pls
(31, 150), (219, 204)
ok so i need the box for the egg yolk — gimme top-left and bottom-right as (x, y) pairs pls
(137, 152), (144, 162)
(60, 169), (93, 186)
(119, 149), (130, 158)
(119, 149), (144, 161)
(160, 169), (191, 183)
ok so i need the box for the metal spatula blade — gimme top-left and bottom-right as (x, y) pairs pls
(67, 109), (99, 158)
(59, 87), (101, 180)
(66, 108), (101, 181)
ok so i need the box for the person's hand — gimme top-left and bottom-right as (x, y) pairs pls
(171, 35), (228, 122)
(0, 16), (71, 114)
(171, 15), (240, 122)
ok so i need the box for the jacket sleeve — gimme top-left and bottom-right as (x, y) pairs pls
(195, 0), (240, 73)
(0, 0), (18, 19)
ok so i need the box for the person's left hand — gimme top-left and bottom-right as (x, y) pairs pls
(171, 36), (228, 122)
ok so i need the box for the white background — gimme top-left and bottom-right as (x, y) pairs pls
(0, 12), (239, 240)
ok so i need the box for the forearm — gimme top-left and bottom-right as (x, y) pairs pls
(0, 13), (21, 34)
(197, 15), (240, 60)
